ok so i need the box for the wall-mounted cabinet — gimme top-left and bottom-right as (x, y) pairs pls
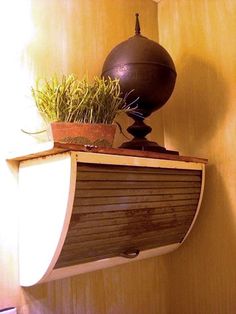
(9, 142), (207, 286)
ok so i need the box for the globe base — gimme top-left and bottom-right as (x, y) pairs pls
(120, 137), (179, 155)
(120, 117), (179, 155)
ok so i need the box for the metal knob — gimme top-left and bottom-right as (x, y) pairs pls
(120, 249), (140, 259)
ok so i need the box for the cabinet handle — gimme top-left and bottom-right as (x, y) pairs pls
(120, 249), (140, 259)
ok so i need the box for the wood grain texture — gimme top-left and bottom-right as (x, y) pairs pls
(157, 0), (236, 313)
(8, 140), (208, 163)
(55, 163), (201, 268)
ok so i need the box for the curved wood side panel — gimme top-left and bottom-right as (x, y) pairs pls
(180, 164), (206, 244)
(19, 152), (77, 287)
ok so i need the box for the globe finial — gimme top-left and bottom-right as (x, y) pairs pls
(135, 13), (141, 35)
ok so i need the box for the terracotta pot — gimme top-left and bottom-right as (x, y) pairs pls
(49, 122), (117, 148)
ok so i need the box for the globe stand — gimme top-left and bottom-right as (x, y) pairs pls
(102, 13), (178, 155)
(120, 116), (179, 155)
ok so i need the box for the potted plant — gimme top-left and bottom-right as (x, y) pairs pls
(31, 74), (137, 147)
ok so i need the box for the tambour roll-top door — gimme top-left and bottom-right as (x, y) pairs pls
(55, 162), (202, 268)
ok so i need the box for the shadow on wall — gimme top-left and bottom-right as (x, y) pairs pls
(162, 164), (236, 312)
(163, 55), (228, 155)
(161, 55), (236, 311)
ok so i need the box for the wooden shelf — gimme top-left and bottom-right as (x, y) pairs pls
(8, 140), (208, 163)
(10, 142), (206, 286)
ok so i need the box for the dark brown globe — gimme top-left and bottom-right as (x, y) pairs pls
(101, 14), (177, 153)
(102, 34), (176, 117)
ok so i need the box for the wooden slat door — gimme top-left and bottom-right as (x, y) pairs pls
(55, 163), (202, 268)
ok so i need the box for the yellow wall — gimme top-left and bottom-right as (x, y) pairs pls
(27, 0), (164, 148)
(158, 0), (236, 312)
(0, 1), (166, 313)
(2, 0), (235, 313)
